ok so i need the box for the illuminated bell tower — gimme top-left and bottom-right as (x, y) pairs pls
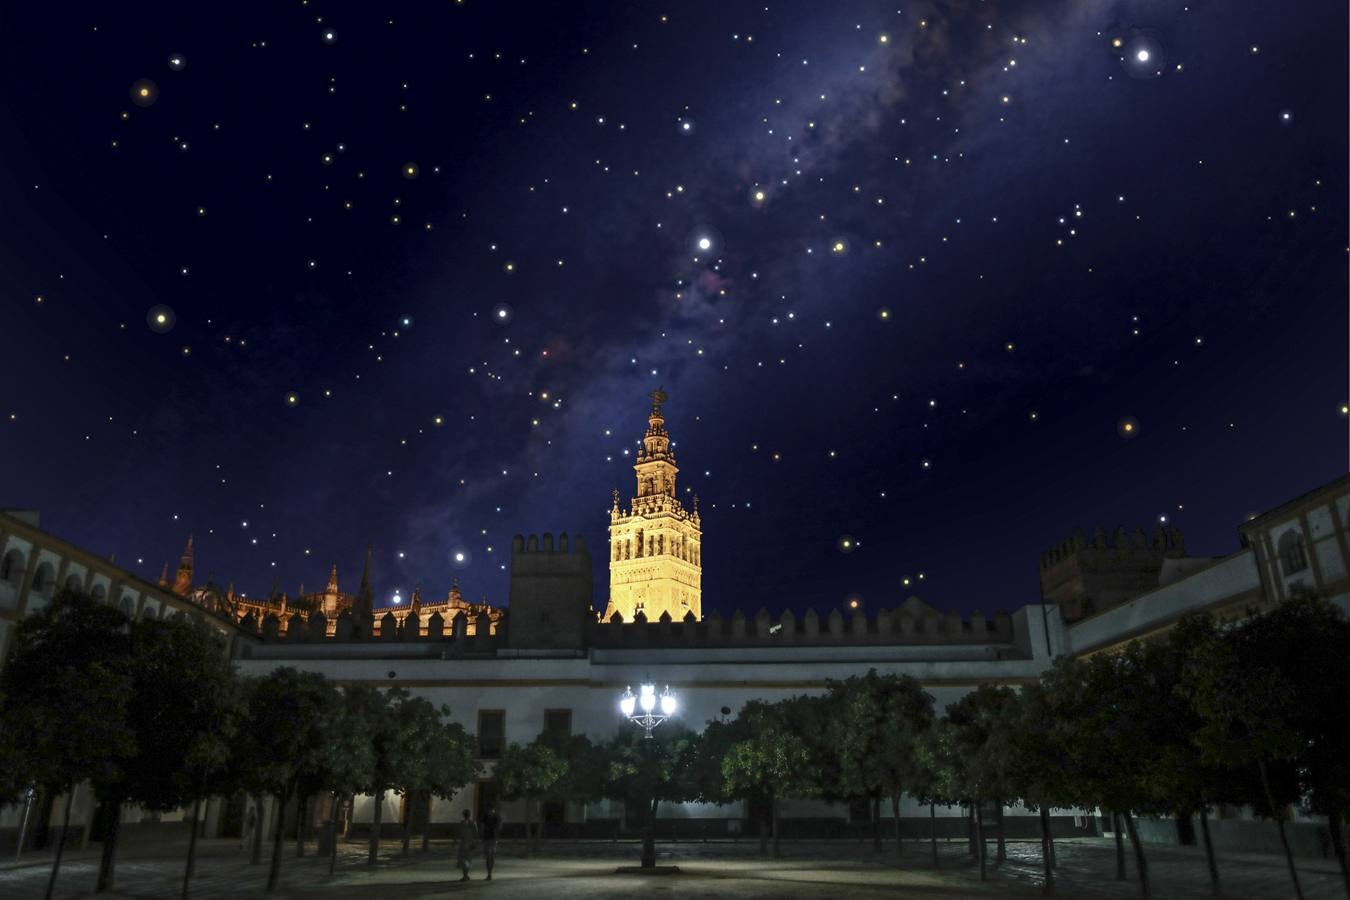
(605, 389), (703, 623)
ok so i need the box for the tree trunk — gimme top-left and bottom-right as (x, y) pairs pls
(1327, 809), (1348, 900)
(968, 805), (977, 858)
(930, 803), (939, 868)
(368, 789), (384, 866)
(250, 794), (265, 865)
(975, 801), (987, 880)
(871, 795), (882, 853)
(267, 790), (288, 893)
(400, 793), (411, 857)
(295, 793), (308, 857)
(1122, 811), (1151, 900)
(1198, 808), (1220, 895)
(1040, 806), (1054, 893)
(44, 789), (75, 900)
(327, 796), (341, 877)
(1112, 811), (1126, 880)
(892, 793), (902, 857)
(995, 801), (1007, 863)
(1258, 759), (1304, 900)
(96, 797), (122, 892)
(182, 797), (201, 900)
(421, 792), (431, 853)
(758, 800), (769, 857)
(771, 792), (781, 859)
(524, 797), (533, 858)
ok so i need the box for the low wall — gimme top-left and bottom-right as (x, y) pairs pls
(1124, 815), (1335, 860)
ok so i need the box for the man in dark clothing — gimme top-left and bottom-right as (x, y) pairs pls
(455, 810), (478, 881)
(481, 806), (501, 880)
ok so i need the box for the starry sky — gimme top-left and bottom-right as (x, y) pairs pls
(1, 1), (1346, 618)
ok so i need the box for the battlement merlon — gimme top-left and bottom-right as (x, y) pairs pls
(585, 605), (1020, 651)
(1040, 523), (1186, 570)
(510, 532), (589, 558)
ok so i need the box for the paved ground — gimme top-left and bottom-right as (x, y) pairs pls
(0, 836), (1343, 898)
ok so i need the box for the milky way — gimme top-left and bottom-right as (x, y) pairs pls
(1, 1), (1345, 615)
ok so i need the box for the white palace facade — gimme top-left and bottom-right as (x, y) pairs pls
(2, 393), (1349, 857)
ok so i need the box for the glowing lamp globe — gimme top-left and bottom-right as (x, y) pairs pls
(620, 690), (636, 718)
(660, 693), (677, 716)
(640, 684), (656, 712)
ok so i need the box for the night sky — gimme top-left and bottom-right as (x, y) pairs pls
(2, 2), (1346, 618)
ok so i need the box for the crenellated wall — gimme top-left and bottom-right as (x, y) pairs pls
(583, 605), (1015, 649)
(234, 607), (505, 652)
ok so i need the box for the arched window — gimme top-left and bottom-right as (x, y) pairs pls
(31, 562), (55, 594)
(65, 574), (83, 593)
(0, 549), (24, 585)
(1277, 530), (1308, 575)
(91, 584), (108, 603)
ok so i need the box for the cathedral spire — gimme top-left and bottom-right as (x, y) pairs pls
(172, 536), (194, 597)
(326, 563), (339, 594)
(158, 561), (170, 588)
(354, 544), (374, 616)
(635, 388), (677, 498)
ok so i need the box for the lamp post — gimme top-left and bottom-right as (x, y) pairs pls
(619, 683), (677, 738)
(619, 682), (677, 868)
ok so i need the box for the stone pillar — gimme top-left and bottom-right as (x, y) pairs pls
(13, 546), (42, 621)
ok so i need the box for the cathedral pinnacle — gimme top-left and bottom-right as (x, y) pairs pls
(173, 535), (195, 597)
(355, 544), (374, 616)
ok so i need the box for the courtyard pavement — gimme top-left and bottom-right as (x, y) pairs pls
(0, 836), (1343, 898)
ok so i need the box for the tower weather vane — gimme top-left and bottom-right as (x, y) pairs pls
(649, 387), (667, 413)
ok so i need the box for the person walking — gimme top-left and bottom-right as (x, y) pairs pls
(481, 806), (501, 881)
(455, 809), (479, 881)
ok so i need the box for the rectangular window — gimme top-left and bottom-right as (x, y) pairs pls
(477, 710), (505, 758)
(543, 708), (572, 736)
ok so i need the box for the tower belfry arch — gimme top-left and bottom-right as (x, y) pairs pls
(604, 389), (703, 622)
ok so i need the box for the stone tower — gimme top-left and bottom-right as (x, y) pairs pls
(507, 533), (592, 649)
(605, 389), (702, 622)
(1040, 524), (1187, 622)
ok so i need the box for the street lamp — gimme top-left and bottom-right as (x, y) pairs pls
(619, 682), (678, 870)
(620, 683), (677, 738)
